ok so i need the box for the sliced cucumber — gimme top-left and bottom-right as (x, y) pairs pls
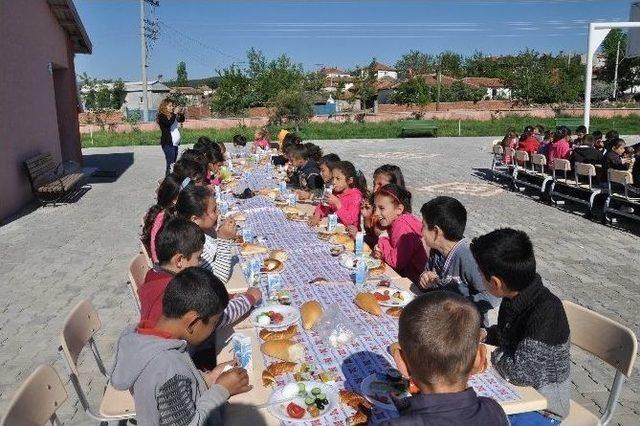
(305, 397), (315, 406)
(311, 387), (321, 395)
(297, 383), (306, 392)
(317, 393), (326, 400)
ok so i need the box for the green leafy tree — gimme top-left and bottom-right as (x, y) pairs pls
(270, 88), (314, 131)
(437, 51), (464, 77)
(464, 51), (500, 77)
(352, 59), (378, 109)
(176, 61), (188, 86)
(600, 28), (640, 95)
(251, 53), (304, 105)
(110, 79), (126, 109)
(83, 89), (97, 110)
(211, 66), (252, 116)
(395, 50), (436, 78)
(95, 86), (113, 109)
(391, 77), (432, 104)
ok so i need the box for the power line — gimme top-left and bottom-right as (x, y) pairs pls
(157, 20), (243, 62)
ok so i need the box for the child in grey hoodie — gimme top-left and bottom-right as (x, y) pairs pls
(111, 267), (252, 425)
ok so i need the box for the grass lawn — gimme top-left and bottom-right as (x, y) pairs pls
(81, 116), (640, 148)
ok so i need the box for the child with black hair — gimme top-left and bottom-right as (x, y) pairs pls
(111, 267), (253, 425)
(604, 130), (620, 151)
(372, 184), (427, 284)
(571, 134), (603, 167)
(288, 144), (324, 197)
(175, 185), (237, 284)
(303, 142), (323, 163)
(470, 228), (570, 422)
(603, 138), (632, 177)
(295, 153), (342, 200)
(193, 138), (225, 185)
(232, 134), (247, 147)
(419, 196), (500, 326)
(592, 130), (604, 151)
(140, 217), (261, 329)
(142, 173), (182, 264)
(308, 161), (367, 228)
(373, 164), (406, 192)
(383, 291), (508, 426)
(180, 149), (209, 170)
(173, 158), (207, 186)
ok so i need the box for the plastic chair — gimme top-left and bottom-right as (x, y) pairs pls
(127, 253), (150, 312)
(603, 169), (640, 224)
(1, 365), (68, 425)
(562, 300), (638, 426)
(59, 300), (136, 423)
(513, 150), (552, 194)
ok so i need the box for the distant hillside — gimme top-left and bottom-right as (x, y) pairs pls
(164, 76), (220, 88)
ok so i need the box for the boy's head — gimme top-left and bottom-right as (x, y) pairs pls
(581, 134), (594, 147)
(611, 138), (626, 155)
(398, 291), (483, 389)
(592, 130), (603, 141)
(575, 125), (587, 137)
(172, 159), (206, 186)
(162, 267), (229, 345)
(470, 228), (536, 298)
(289, 144), (308, 168)
(420, 196), (467, 249)
(605, 130), (619, 141)
(156, 218), (204, 271)
(232, 134), (247, 147)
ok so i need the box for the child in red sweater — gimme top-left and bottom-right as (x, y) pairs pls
(373, 184), (427, 284)
(139, 217), (261, 327)
(308, 161), (367, 229)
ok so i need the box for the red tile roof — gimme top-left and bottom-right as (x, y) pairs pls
(320, 67), (349, 76)
(372, 62), (396, 72)
(462, 77), (506, 88)
(374, 77), (400, 91)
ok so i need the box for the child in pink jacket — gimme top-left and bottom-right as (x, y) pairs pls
(373, 184), (427, 284)
(309, 161), (366, 229)
(252, 128), (271, 153)
(547, 131), (571, 169)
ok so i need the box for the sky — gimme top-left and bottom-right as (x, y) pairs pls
(74, 0), (634, 81)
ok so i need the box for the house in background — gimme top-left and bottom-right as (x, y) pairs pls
(123, 80), (170, 121)
(1, 0), (91, 221)
(320, 67), (355, 93)
(375, 77), (401, 104)
(169, 85), (213, 107)
(462, 77), (511, 100)
(371, 62), (398, 80)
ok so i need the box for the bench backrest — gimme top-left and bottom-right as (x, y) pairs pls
(608, 169), (633, 185)
(575, 162), (596, 177)
(515, 150), (529, 163)
(554, 159), (571, 172)
(24, 154), (56, 185)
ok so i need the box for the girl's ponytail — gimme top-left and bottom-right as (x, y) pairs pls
(141, 173), (182, 249)
(334, 161), (368, 195)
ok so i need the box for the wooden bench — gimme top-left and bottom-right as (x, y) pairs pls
(554, 117), (583, 129)
(24, 154), (86, 205)
(400, 120), (438, 137)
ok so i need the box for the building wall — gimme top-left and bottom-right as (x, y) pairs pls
(376, 70), (398, 80)
(0, 0), (81, 220)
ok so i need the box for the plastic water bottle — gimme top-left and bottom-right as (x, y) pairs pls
(214, 185), (222, 203)
(279, 181), (287, 193)
(327, 214), (338, 232)
(355, 232), (364, 256)
(322, 184), (333, 206)
(227, 158), (234, 172)
(250, 257), (262, 285)
(242, 226), (253, 243)
(354, 257), (368, 287)
(287, 192), (297, 206)
(219, 200), (229, 216)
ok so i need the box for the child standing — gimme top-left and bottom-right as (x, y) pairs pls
(139, 217), (261, 328)
(372, 184), (427, 284)
(419, 196), (500, 326)
(470, 228), (571, 422)
(142, 173), (182, 264)
(175, 185), (237, 284)
(111, 267), (252, 425)
(383, 291), (508, 425)
(308, 161), (366, 229)
(251, 128), (271, 153)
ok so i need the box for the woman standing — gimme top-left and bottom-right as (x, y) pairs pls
(157, 99), (185, 176)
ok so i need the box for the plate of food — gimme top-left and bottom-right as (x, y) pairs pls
(240, 242), (269, 255)
(268, 381), (338, 423)
(373, 288), (414, 307)
(286, 211), (309, 222)
(339, 253), (382, 270)
(251, 306), (300, 330)
(261, 258), (284, 273)
(360, 370), (411, 411)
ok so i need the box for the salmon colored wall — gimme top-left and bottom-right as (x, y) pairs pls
(0, 0), (82, 220)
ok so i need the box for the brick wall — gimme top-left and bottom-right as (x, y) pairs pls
(378, 100), (519, 112)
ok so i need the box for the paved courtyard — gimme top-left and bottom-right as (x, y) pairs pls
(0, 137), (639, 424)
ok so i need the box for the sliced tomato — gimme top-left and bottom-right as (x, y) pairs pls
(271, 312), (284, 323)
(374, 292), (390, 301)
(287, 402), (306, 419)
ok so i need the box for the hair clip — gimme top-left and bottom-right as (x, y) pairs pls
(180, 177), (191, 190)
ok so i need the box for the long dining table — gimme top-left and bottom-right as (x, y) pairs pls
(215, 162), (547, 425)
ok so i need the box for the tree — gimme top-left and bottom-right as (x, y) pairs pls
(391, 77), (432, 105)
(111, 79), (126, 110)
(600, 28), (640, 95)
(176, 61), (188, 86)
(270, 88), (313, 131)
(437, 51), (464, 77)
(211, 66), (252, 116)
(464, 51), (500, 77)
(395, 50), (435, 78)
(251, 52), (304, 105)
(352, 59), (378, 109)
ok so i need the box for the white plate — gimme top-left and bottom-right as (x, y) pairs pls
(268, 381), (338, 423)
(250, 305), (300, 330)
(360, 373), (410, 411)
(373, 288), (415, 307)
(339, 253), (382, 270)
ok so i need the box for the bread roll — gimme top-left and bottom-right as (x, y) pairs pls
(259, 325), (297, 341)
(261, 340), (305, 362)
(339, 390), (372, 411)
(386, 307), (403, 318)
(262, 361), (297, 386)
(301, 300), (323, 330)
(240, 242), (268, 255)
(354, 292), (382, 316)
(269, 249), (288, 262)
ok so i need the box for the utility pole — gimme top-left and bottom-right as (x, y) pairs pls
(436, 68), (441, 111)
(613, 38), (621, 99)
(140, 0), (159, 122)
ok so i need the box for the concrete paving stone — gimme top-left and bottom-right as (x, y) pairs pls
(0, 140), (639, 424)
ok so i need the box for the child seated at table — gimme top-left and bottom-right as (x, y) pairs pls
(373, 164), (406, 192)
(308, 161), (366, 229)
(295, 153), (342, 201)
(142, 173), (181, 264)
(419, 196), (500, 326)
(111, 267), (252, 425)
(193, 138), (225, 186)
(470, 228), (570, 422)
(173, 158), (207, 186)
(383, 291), (508, 426)
(288, 144), (324, 195)
(139, 217), (261, 327)
(251, 128), (271, 153)
(372, 184), (427, 284)
(175, 184), (237, 284)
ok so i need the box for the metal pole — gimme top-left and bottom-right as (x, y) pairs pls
(436, 69), (441, 111)
(613, 38), (621, 99)
(140, 0), (149, 122)
(584, 24), (595, 132)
